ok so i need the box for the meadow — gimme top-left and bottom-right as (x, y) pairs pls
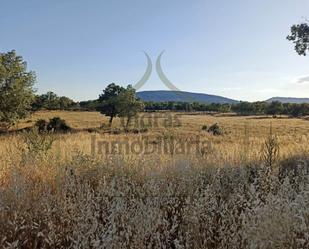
(0, 111), (308, 248)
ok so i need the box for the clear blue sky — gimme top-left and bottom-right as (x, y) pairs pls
(1, 0), (309, 101)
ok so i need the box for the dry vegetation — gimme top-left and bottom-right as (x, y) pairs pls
(0, 111), (308, 248)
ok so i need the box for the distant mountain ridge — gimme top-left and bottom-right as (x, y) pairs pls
(137, 90), (239, 104)
(136, 91), (309, 104)
(266, 97), (309, 104)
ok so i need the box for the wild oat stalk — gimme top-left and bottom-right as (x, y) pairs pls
(261, 123), (279, 171)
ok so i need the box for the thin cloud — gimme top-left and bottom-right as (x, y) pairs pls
(293, 75), (309, 84)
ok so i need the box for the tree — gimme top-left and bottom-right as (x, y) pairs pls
(118, 85), (144, 129)
(32, 92), (75, 110)
(59, 96), (75, 110)
(232, 102), (254, 115)
(96, 83), (126, 126)
(218, 103), (231, 113)
(34, 92), (59, 110)
(287, 22), (309, 56)
(0, 50), (36, 128)
(79, 99), (99, 111)
(252, 101), (268, 115)
(266, 101), (283, 117)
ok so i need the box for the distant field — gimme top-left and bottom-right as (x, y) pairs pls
(17, 110), (309, 135)
(16, 110), (107, 130)
(1, 110), (305, 165)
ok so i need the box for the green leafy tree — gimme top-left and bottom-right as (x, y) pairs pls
(232, 102), (254, 115)
(96, 83), (125, 126)
(32, 92), (75, 111)
(79, 99), (99, 111)
(118, 85), (144, 129)
(40, 92), (60, 110)
(0, 50), (36, 128)
(266, 101), (284, 117)
(59, 96), (75, 110)
(252, 101), (268, 115)
(218, 103), (231, 113)
(287, 22), (309, 56)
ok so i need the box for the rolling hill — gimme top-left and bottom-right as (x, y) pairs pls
(137, 90), (239, 104)
(266, 97), (309, 104)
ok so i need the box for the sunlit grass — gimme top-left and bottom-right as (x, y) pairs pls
(0, 111), (308, 248)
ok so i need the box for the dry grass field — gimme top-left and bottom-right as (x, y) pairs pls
(8, 110), (309, 163)
(0, 111), (308, 248)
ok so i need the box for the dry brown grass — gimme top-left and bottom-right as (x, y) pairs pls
(0, 111), (308, 248)
(8, 111), (309, 163)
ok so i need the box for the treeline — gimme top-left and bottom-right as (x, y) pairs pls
(144, 102), (232, 112)
(231, 101), (309, 117)
(29, 90), (309, 118)
(32, 92), (77, 111)
(143, 101), (309, 117)
(76, 99), (309, 117)
(77, 100), (231, 113)
(31, 92), (98, 111)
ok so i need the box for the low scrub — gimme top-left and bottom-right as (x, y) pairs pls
(35, 117), (71, 133)
(22, 127), (56, 156)
(203, 123), (223, 136)
(0, 153), (308, 248)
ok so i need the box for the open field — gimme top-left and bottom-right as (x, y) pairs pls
(6, 110), (309, 163)
(0, 111), (309, 248)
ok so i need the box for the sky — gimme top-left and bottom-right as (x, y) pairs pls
(1, 0), (309, 101)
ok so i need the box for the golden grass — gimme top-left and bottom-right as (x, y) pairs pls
(0, 111), (308, 248)
(5, 111), (309, 164)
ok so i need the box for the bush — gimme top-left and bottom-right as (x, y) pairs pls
(35, 119), (48, 133)
(22, 127), (56, 155)
(202, 125), (208, 131)
(208, 123), (223, 136)
(278, 155), (309, 183)
(35, 117), (71, 133)
(131, 128), (140, 134)
(47, 117), (71, 132)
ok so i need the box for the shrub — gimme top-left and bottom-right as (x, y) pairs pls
(202, 125), (208, 131)
(208, 123), (223, 136)
(22, 127), (56, 155)
(35, 119), (48, 133)
(35, 117), (71, 133)
(47, 117), (71, 132)
(278, 155), (309, 183)
(131, 128), (140, 134)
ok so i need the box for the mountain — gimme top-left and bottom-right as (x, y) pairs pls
(137, 90), (239, 104)
(266, 97), (309, 104)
